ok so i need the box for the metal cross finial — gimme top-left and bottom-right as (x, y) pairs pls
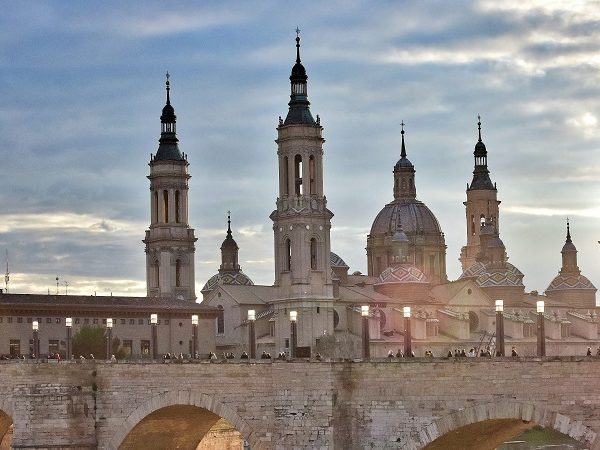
(296, 27), (301, 37)
(401, 121), (405, 134)
(477, 114), (482, 142)
(166, 71), (170, 81)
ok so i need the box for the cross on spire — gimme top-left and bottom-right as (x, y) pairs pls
(477, 114), (482, 142)
(165, 71), (171, 104)
(295, 27), (301, 63)
(566, 217), (572, 243)
(227, 211), (232, 236)
(400, 120), (406, 158)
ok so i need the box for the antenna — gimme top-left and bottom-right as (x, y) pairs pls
(4, 250), (9, 293)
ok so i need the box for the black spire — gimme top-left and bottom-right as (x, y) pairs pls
(283, 29), (316, 126)
(227, 211), (233, 238)
(155, 72), (183, 161)
(566, 218), (572, 243)
(394, 121), (413, 169)
(468, 115), (494, 190)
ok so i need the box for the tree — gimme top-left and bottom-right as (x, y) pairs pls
(71, 325), (125, 359)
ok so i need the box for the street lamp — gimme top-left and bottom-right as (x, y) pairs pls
(536, 300), (546, 356)
(191, 314), (198, 359)
(247, 310), (256, 359)
(361, 305), (370, 359)
(65, 317), (72, 360)
(32, 320), (39, 359)
(403, 306), (412, 357)
(106, 318), (113, 360)
(150, 313), (158, 360)
(289, 310), (297, 358)
(495, 300), (505, 356)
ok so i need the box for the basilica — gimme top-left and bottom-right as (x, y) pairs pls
(198, 34), (599, 358)
(0, 34), (598, 361)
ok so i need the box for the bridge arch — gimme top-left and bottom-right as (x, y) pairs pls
(418, 400), (597, 449)
(108, 389), (263, 450)
(0, 397), (14, 449)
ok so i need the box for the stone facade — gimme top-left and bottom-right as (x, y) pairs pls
(0, 359), (599, 449)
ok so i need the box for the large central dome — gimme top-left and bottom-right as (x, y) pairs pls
(366, 126), (447, 284)
(370, 199), (443, 236)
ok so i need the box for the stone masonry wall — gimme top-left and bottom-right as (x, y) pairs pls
(1, 358), (600, 449)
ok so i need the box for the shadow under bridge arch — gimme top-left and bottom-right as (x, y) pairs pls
(110, 390), (263, 450)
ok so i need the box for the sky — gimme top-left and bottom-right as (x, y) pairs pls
(1, 1), (600, 300)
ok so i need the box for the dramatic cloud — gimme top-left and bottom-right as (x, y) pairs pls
(1, 1), (600, 298)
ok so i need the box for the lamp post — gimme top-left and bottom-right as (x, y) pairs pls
(65, 317), (72, 360)
(151, 314), (158, 360)
(536, 300), (546, 357)
(361, 305), (370, 359)
(403, 306), (412, 357)
(191, 315), (198, 359)
(495, 299), (505, 356)
(248, 310), (256, 359)
(106, 318), (113, 360)
(289, 310), (297, 358)
(32, 321), (39, 359)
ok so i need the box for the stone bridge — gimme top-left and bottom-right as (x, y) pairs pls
(0, 357), (599, 449)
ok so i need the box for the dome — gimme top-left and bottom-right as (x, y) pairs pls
(375, 264), (429, 285)
(546, 274), (596, 292)
(161, 103), (175, 122)
(474, 140), (486, 157)
(291, 62), (307, 80)
(459, 261), (524, 288)
(201, 271), (254, 293)
(562, 241), (577, 252)
(394, 156), (414, 169)
(221, 233), (238, 250)
(330, 252), (349, 268)
(370, 200), (443, 237)
(488, 237), (505, 248)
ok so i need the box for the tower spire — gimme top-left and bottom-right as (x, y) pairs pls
(227, 210), (232, 238)
(477, 114), (482, 142)
(566, 217), (572, 243)
(165, 71), (171, 105)
(283, 29), (315, 125)
(295, 27), (301, 63)
(400, 121), (407, 159)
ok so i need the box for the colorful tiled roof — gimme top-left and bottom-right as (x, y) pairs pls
(459, 262), (524, 288)
(375, 264), (429, 285)
(201, 272), (254, 293)
(545, 274), (596, 292)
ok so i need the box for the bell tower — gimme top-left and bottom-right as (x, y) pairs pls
(144, 74), (197, 301)
(460, 116), (500, 271)
(270, 32), (334, 299)
(270, 32), (335, 354)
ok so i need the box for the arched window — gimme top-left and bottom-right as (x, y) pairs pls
(154, 262), (160, 288)
(283, 156), (289, 196)
(480, 214), (485, 227)
(175, 191), (180, 223)
(310, 238), (317, 270)
(309, 155), (316, 194)
(285, 239), (292, 271)
(471, 215), (475, 236)
(217, 305), (224, 334)
(163, 190), (169, 223)
(153, 191), (158, 223)
(294, 154), (303, 196)
(175, 259), (181, 287)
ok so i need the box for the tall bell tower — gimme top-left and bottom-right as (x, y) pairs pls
(460, 116), (500, 271)
(270, 32), (335, 353)
(144, 74), (197, 301)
